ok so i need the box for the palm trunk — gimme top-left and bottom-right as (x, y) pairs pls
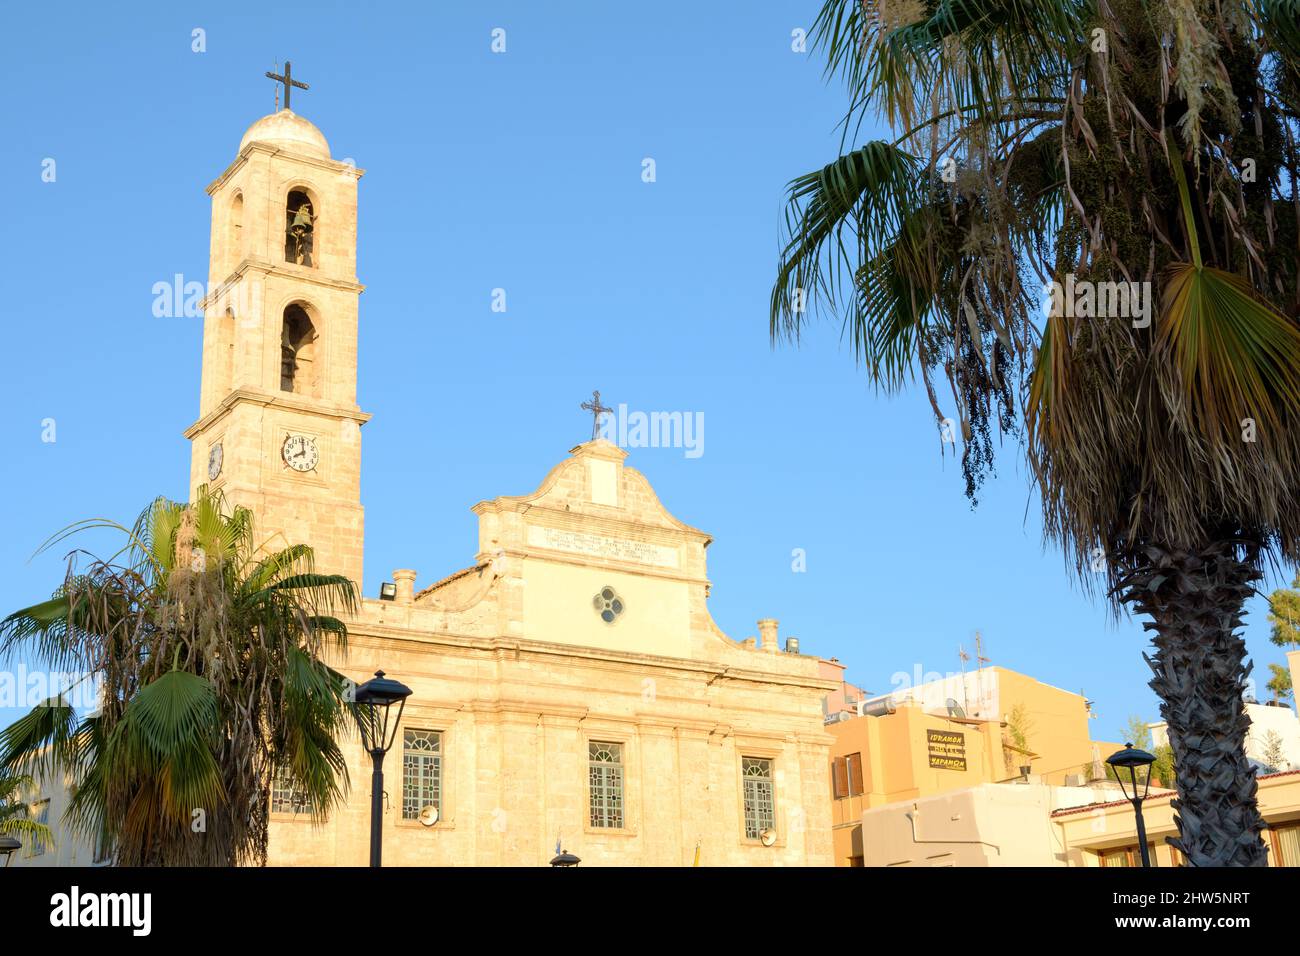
(1120, 541), (1269, 866)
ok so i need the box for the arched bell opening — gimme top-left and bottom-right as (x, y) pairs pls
(280, 303), (318, 396)
(285, 189), (316, 267)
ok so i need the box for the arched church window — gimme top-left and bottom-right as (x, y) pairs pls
(280, 304), (317, 395)
(285, 190), (315, 267)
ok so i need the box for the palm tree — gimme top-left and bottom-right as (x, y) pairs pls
(0, 490), (358, 866)
(773, 0), (1300, 865)
(0, 770), (55, 857)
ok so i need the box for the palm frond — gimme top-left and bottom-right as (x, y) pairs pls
(772, 140), (924, 349)
(1158, 262), (1300, 436)
(104, 671), (224, 822)
(0, 700), (81, 779)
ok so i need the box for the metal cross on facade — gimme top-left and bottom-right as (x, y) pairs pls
(580, 390), (614, 441)
(266, 61), (310, 111)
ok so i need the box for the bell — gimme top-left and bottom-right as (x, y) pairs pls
(291, 203), (313, 235)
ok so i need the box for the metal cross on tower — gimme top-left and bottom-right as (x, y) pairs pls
(580, 390), (614, 441)
(265, 61), (310, 111)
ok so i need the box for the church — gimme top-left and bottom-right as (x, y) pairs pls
(184, 98), (835, 866)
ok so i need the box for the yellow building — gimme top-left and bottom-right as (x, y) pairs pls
(183, 107), (835, 866)
(826, 666), (1122, 865)
(1053, 769), (1300, 867)
(841, 659), (1300, 867)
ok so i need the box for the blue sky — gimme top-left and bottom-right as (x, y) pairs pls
(0, 1), (1292, 737)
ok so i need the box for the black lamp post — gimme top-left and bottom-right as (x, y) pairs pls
(0, 834), (21, 867)
(549, 835), (581, 867)
(1107, 741), (1157, 867)
(352, 670), (413, 868)
(550, 846), (581, 867)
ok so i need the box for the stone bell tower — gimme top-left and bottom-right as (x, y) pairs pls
(183, 105), (369, 589)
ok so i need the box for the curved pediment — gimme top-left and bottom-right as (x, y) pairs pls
(473, 440), (711, 546)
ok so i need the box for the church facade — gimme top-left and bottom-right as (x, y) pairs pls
(186, 108), (835, 866)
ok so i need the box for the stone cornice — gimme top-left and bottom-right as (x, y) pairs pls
(341, 625), (838, 694)
(475, 544), (705, 588)
(507, 504), (702, 546)
(474, 496), (711, 547)
(459, 699), (589, 722)
(200, 259), (364, 310)
(634, 715), (732, 737)
(731, 731), (793, 752)
(206, 142), (365, 195)
(394, 698), (813, 742)
(184, 388), (371, 439)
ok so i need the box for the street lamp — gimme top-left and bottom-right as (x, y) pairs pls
(549, 835), (581, 867)
(0, 834), (21, 867)
(352, 670), (413, 868)
(1107, 741), (1157, 867)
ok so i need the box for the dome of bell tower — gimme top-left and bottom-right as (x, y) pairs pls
(238, 109), (331, 159)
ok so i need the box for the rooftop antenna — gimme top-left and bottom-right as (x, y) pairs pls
(958, 645), (971, 715)
(974, 630), (991, 717)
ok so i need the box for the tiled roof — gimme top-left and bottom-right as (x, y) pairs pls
(413, 564), (485, 602)
(1051, 769), (1300, 818)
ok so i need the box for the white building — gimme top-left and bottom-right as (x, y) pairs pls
(1151, 701), (1300, 772)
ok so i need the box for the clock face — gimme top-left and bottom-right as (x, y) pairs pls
(282, 434), (319, 472)
(207, 443), (223, 481)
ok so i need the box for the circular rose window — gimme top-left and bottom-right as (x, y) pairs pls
(592, 586), (626, 624)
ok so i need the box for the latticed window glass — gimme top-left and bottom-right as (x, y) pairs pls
(742, 757), (775, 839)
(26, 799), (50, 857)
(270, 769), (313, 815)
(588, 741), (624, 829)
(403, 729), (442, 821)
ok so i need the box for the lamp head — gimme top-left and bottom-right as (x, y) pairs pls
(1106, 742), (1156, 802)
(549, 849), (582, 867)
(0, 834), (21, 865)
(352, 670), (413, 755)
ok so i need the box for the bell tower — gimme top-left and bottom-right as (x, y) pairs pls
(184, 106), (369, 589)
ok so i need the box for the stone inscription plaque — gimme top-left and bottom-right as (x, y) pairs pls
(526, 525), (679, 569)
